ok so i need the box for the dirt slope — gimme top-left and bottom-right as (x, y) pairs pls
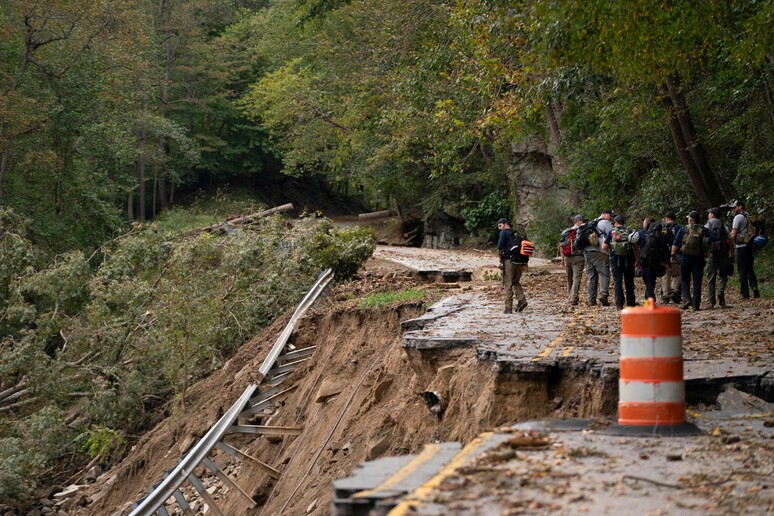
(71, 259), (583, 515)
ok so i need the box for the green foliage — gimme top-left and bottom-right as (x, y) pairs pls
(304, 222), (376, 279)
(77, 426), (126, 466)
(0, 208), (374, 506)
(357, 288), (426, 310)
(528, 194), (574, 256)
(0, 407), (72, 505)
(461, 193), (511, 235)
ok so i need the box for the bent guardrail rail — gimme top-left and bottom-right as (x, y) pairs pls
(128, 268), (334, 516)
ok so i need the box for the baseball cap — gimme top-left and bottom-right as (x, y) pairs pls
(613, 215), (624, 224)
(664, 211), (676, 220)
(708, 207), (722, 218)
(602, 209), (613, 215)
(497, 218), (509, 225)
(729, 200), (744, 208)
(688, 210), (700, 221)
(574, 214), (587, 222)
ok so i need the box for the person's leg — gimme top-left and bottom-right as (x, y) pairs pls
(586, 252), (598, 305)
(503, 260), (515, 313)
(513, 264), (527, 310)
(692, 258), (703, 310)
(668, 263), (680, 302)
(705, 257), (717, 307)
(737, 246), (750, 298)
(718, 268), (728, 306)
(599, 253), (611, 305)
(565, 259), (573, 294)
(643, 260), (656, 300)
(610, 257), (624, 310)
(659, 268), (669, 303)
(624, 258), (636, 307)
(680, 257), (691, 308)
(570, 255), (584, 305)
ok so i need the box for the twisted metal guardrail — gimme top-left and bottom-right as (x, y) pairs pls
(128, 268), (334, 515)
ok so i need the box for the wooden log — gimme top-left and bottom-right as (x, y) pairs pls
(358, 209), (398, 220)
(226, 203), (294, 225)
(186, 203), (295, 236)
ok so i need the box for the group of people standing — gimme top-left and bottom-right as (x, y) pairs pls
(559, 200), (763, 311)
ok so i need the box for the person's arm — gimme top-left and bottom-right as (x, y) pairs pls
(670, 229), (682, 261)
(730, 215), (740, 241)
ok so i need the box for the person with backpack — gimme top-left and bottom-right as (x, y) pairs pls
(670, 211), (714, 311)
(705, 207), (733, 308)
(559, 214), (587, 306)
(729, 200), (760, 299)
(638, 217), (663, 301)
(497, 218), (529, 313)
(602, 215), (640, 310)
(659, 212), (682, 304)
(580, 209), (614, 306)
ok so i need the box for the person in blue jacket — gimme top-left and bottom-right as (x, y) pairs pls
(670, 211), (715, 311)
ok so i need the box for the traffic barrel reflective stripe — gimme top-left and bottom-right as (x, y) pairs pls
(619, 300), (685, 426)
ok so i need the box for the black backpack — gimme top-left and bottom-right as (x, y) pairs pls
(645, 222), (666, 262)
(710, 225), (729, 255)
(574, 220), (599, 249)
(506, 230), (530, 264)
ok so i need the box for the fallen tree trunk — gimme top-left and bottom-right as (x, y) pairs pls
(358, 209), (398, 220)
(187, 203), (295, 236)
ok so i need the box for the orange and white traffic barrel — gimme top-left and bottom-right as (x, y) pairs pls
(618, 300), (685, 426)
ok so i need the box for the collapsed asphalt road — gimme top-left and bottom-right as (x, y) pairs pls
(335, 245), (774, 515)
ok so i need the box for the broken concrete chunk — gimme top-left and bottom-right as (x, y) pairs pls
(716, 385), (773, 414)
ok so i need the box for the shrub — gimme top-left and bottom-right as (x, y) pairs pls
(462, 193), (511, 235)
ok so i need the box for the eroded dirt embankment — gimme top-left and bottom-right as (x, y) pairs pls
(71, 272), (616, 516)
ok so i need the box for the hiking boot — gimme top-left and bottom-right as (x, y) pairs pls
(718, 294), (725, 307)
(600, 297), (610, 306)
(570, 299), (579, 306)
(753, 289), (760, 298)
(516, 300), (528, 312)
(616, 305), (624, 310)
(671, 293), (681, 304)
(661, 297), (670, 304)
(504, 309), (512, 314)
(681, 301), (692, 310)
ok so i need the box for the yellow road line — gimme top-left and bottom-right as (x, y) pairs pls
(532, 336), (562, 361)
(388, 433), (495, 516)
(352, 444), (441, 499)
(561, 346), (574, 357)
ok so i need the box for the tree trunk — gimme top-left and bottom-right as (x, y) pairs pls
(137, 125), (147, 221)
(127, 189), (134, 220)
(157, 0), (175, 210)
(0, 138), (9, 206)
(659, 76), (726, 208)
